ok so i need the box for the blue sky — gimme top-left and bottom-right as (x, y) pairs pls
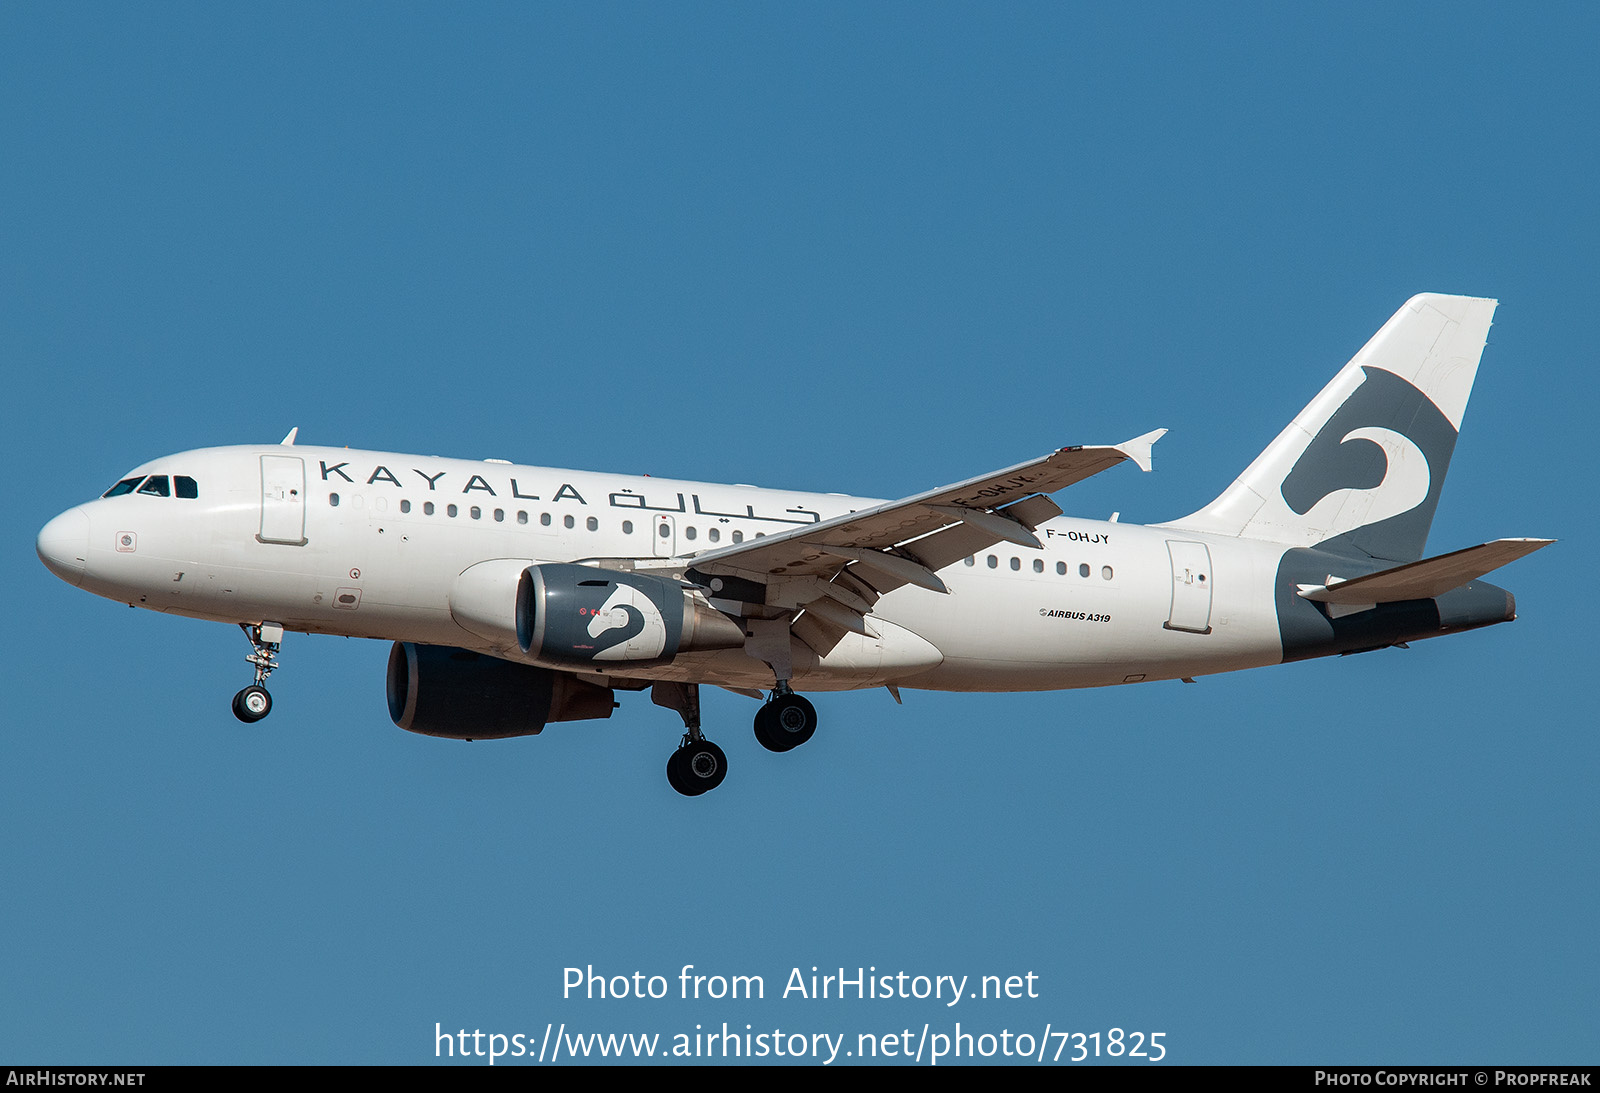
(3, 3), (1593, 1065)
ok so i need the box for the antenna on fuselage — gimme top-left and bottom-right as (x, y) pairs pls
(280, 427), (299, 446)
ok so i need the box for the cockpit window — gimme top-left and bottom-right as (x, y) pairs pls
(103, 477), (144, 498)
(102, 473), (197, 499)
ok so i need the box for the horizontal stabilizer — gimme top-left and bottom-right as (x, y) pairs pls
(1297, 538), (1553, 604)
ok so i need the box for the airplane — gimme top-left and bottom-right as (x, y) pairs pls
(36, 293), (1551, 796)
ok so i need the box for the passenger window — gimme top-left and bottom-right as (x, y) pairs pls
(424, 501), (435, 516)
(447, 504), (458, 517)
(103, 477), (144, 498)
(1056, 561), (1066, 575)
(708, 528), (719, 542)
(1033, 558), (1044, 573)
(541, 513), (552, 526)
(518, 511), (528, 525)
(987, 555), (998, 569)
(400, 499), (411, 514)
(732, 531), (743, 544)
(563, 515), (574, 529)
(138, 476), (170, 497)
(622, 520), (633, 534)
(1079, 564), (1090, 578)
(1010, 557), (1021, 571)
(329, 493), (340, 507)
(685, 526), (697, 541)
(494, 509), (505, 522)
(470, 506), (481, 520)
(964, 556), (974, 566)
(1102, 566), (1113, 580)
(586, 517), (598, 532)
(175, 476), (199, 499)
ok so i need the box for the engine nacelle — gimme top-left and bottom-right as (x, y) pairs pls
(450, 558), (538, 651)
(517, 563), (746, 668)
(386, 642), (616, 739)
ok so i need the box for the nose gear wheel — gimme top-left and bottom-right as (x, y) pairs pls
(232, 623), (282, 723)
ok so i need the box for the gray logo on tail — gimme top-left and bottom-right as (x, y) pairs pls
(1272, 367), (1471, 660)
(1279, 367), (1458, 563)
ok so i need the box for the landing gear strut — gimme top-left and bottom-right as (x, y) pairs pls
(233, 622), (283, 723)
(753, 684), (817, 753)
(654, 682), (727, 797)
(743, 619), (819, 754)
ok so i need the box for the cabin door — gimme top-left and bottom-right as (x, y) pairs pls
(259, 455), (307, 545)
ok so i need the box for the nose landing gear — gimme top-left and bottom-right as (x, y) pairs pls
(232, 684), (272, 722)
(232, 622), (283, 723)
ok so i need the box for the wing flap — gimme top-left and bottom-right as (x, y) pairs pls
(924, 504), (1042, 548)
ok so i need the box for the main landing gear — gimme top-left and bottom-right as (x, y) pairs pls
(232, 622), (283, 723)
(652, 681), (822, 797)
(667, 737), (728, 798)
(753, 685), (817, 753)
(652, 684), (825, 793)
(654, 682), (726, 797)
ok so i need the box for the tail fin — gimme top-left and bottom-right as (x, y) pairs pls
(1164, 293), (1497, 562)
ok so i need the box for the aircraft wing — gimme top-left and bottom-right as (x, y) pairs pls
(682, 430), (1164, 646)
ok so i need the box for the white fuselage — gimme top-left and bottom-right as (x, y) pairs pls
(41, 443), (1292, 694)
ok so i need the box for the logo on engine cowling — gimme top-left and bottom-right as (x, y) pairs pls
(523, 564), (691, 667)
(585, 585), (668, 661)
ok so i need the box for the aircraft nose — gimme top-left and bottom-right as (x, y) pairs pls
(37, 507), (90, 587)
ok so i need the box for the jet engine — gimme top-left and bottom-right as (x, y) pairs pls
(516, 563), (746, 668)
(386, 642), (616, 739)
